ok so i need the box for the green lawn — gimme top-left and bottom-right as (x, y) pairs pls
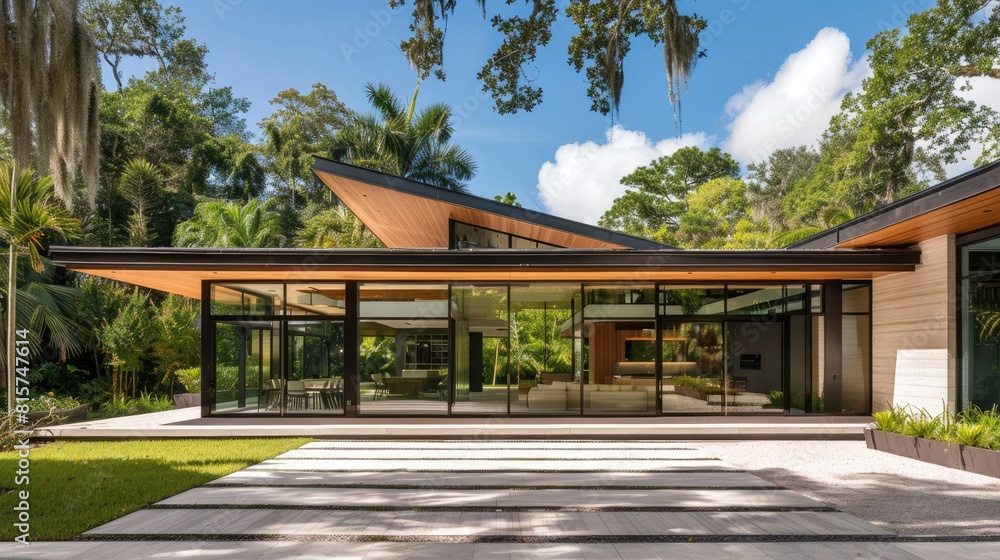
(0, 438), (310, 540)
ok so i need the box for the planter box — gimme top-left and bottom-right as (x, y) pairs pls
(867, 428), (1000, 479)
(173, 393), (202, 408)
(25, 403), (90, 427)
(961, 445), (1000, 479)
(674, 386), (703, 400)
(915, 437), (963, 470)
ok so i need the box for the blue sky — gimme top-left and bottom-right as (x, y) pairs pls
(114, 0), (974, 223)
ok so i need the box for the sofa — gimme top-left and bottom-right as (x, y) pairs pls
(527, 381), (656, 412)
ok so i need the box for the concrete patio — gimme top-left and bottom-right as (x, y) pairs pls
(38, 407), (870, 440)
(2, 439), (998, 559)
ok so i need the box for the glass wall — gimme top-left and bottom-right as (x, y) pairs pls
(451, 285), (509, 415)
(580, 285), (656, 415)
(358, 283), (449, 415)
(208, 282), (345, 415)
(961, 235), (1000, 410)
(205, 280), (870, 417)
(511, 284), (580, 414)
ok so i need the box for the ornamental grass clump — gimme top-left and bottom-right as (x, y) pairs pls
(901, 409), (942, 439)
(874, 404), (1000, 451)
(872, 406), (908, 434)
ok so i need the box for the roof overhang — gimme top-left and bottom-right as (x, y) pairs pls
(311, 157), (669, 250)
(788, 160), (1000, 249)
(50, 246), (921, 300)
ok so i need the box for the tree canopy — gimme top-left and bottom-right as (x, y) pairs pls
(391, 0), (705, 120)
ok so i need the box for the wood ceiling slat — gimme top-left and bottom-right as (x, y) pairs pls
(74, 268), (894, 300)
(837, 190), (1000, 248)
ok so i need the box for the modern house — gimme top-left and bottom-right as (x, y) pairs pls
(49, 158), (1000, 418)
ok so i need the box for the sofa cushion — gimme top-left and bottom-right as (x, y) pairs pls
(549, 381), (570, 391)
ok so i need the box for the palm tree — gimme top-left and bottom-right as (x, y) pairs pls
(1, 164), (83, 381)
(770, 208), (855, 248)
(295, 205), (383, 249)
(331, 83), (477, 192)
(173, 199), (282, 248)
(118, 158), (164, 247)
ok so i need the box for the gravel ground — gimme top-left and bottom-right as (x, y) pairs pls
(698, 440), (1000, 537)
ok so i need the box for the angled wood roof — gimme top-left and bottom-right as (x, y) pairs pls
(312, 157), (670, 250)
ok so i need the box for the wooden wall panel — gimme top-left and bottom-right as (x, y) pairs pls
(871, 235), (957, 412)
(588, 323), (618, 385)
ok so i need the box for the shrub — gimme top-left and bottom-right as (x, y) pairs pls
(90, 392), (175, 419)
(901, 409), (942, 439)
(26, 363), (91, 396)
(767, 390), (783, 407)
(175, 367), (201, 393)
(872, 406), (908, 433)
(953, 423), (989, 448)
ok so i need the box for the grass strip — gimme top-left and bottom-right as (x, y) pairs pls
(0, 438), (310, 541)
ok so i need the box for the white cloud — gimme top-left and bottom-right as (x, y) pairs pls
(722, 27), (869, 165)
(536, 126), (708, 224)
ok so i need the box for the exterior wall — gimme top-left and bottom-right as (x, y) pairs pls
(872, 235), (957, 413)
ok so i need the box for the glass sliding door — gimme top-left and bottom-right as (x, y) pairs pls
(726, 321), (784, 414)
(511, 284), (580, 415)
(581, 285), (656, 415)
(211, 320), (278, 414)
(451, 285), (509, 415)
(358, 283), (449, 415)
(660, 322), (724, 413)
(284, 321), (345, 415)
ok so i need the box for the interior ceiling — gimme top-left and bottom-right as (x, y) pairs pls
(315, 170), (629, 250)
(74, 268), (896, 301)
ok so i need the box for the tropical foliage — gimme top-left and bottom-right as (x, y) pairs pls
(331, 83), (476, 192)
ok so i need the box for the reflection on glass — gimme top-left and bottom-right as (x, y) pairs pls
(451, 285), (509, 415)
(661, 322), (723, 413)
(512, 284), (581, 414)
(581, 285), (656, 415)
(842, 284), (871, 313)
(285, 321), (345, 415)
(658, 286), (726, 315)
(213, 321), (275, 413)
(358, 283), (449, 415)
(285, 284), (346, 316)
(211, 284), (279, 316)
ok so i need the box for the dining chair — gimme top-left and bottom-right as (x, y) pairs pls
(286, 380), (308, 410)
(372, 374), (386, 400)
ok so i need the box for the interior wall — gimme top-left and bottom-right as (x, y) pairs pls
(872, 235), (957, 413)
(728, 322), (783, 395)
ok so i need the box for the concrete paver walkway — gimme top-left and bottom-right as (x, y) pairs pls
(1, 440), (998, 559)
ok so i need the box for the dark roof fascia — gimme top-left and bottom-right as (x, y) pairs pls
(311, 156), (671, 250)
(786, 159), (1000, 250)
(50, 246), (920, 273)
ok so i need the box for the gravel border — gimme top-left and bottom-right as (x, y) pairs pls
(697, 440), (1000, 537)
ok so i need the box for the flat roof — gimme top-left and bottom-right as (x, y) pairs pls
(312, 157), (670, 250)
(50, 246), (920, 300)
(787, 159), (1000, 249)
